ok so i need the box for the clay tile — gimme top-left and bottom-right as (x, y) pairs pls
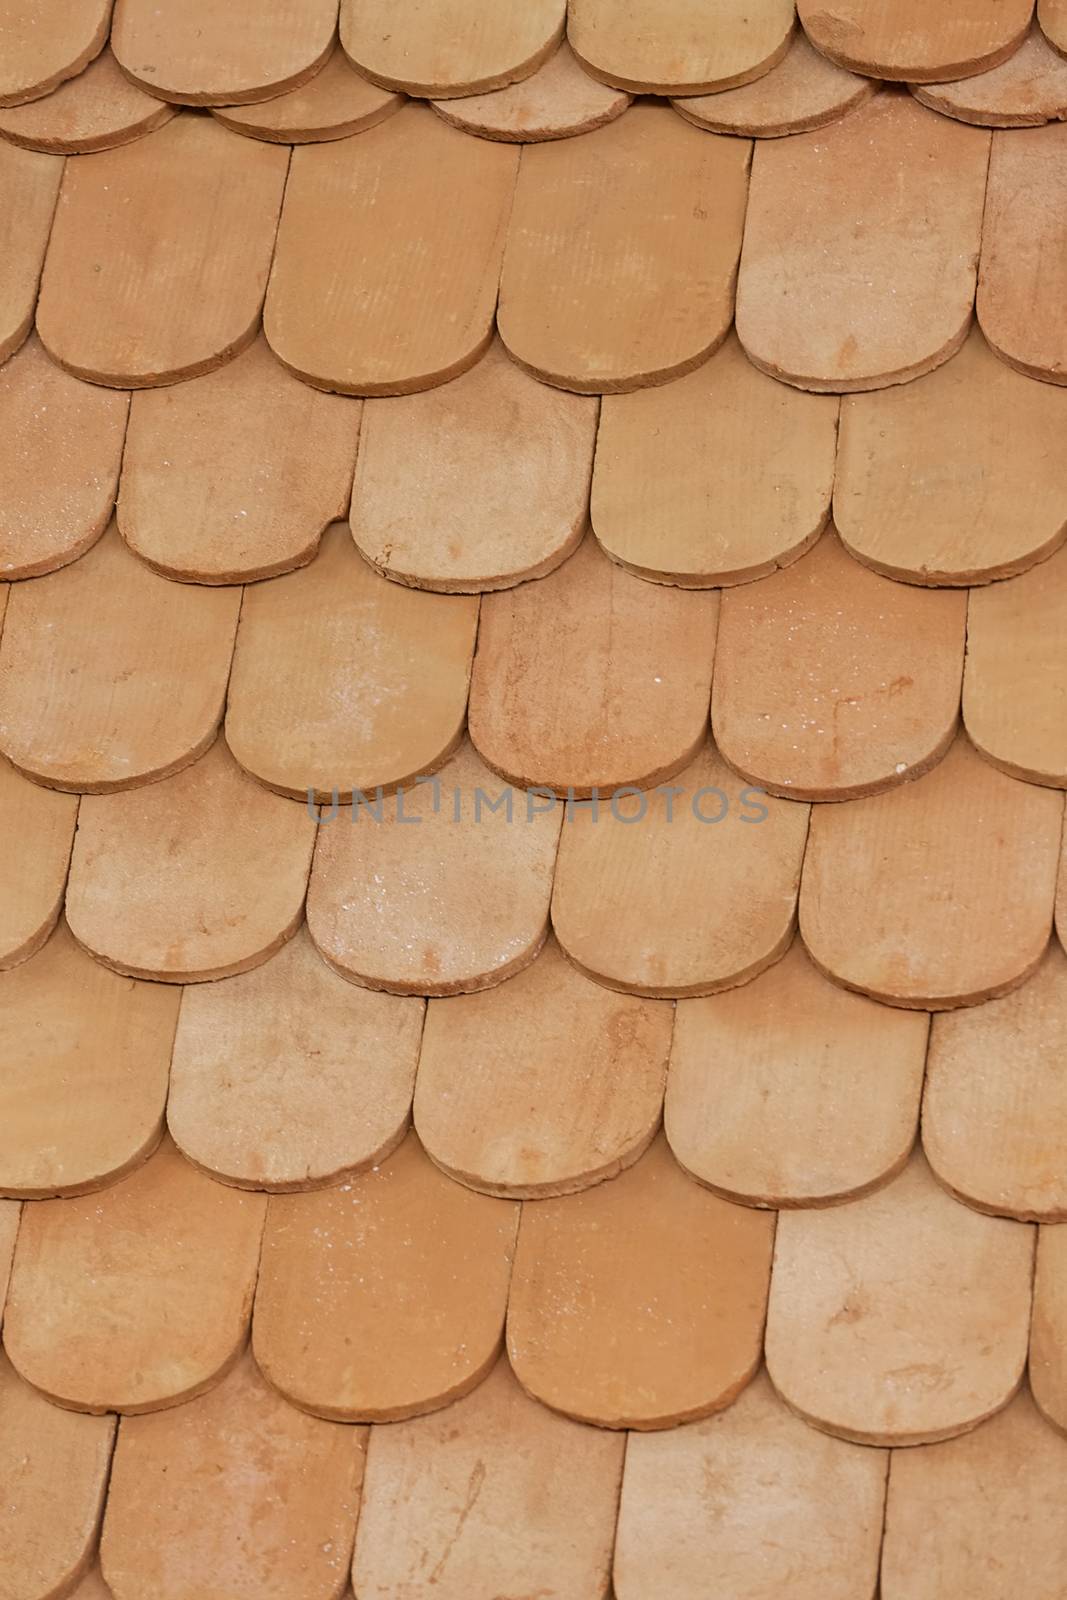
(265, 106), (518, 396)
(978, 124), (1067, 385)
(306, 740), (561, 997)
(766, 1148), (1035, 1444)
(0, 1198), (18, 1312)
(351, 338), (596, 592)
(339, 0), (565, 96)
(37, 116), (288, 388)
(0, 335), (128, 580)
(118, 336), (359, 584)
(111, 0), (337, 106)
(432, 40), (630, 142)
(213, 45), (402, 143)
(0, 920), (177, 1199)
(712, 529), (966, 800)
(880, 1385), (1067, 1600)
(0, 140), (61, 365)
(673, 28), (875, 136)
(666, 939), (927, 1206)
(798, 0), (1032, 80)
(0, 0), (110, 106)
(835, 324), (1067, 585)
(0, 754), (77, 970)
(100, 1349), (366, 1600)
(68, 1569), (115, 1600)
(508, 1134), (775, 1429)
(469, 534), (719, 796)
(0, 1351), (115, 1600)
(414, 935), (671, 1197)
(0, 525), (240, 792)
(168, 925), (423, 1192)
(252, 1132), (519, 1422)
(568, 0), (795, 94)
(592, 333), (836, 587)
(1031, 1224), (1067, 1429)
(1042, 0), (1067, 55)
(65, 737), (316, 983)
(800, 735), (1063, 1009)
(924, 946), (1067, 1221)
(4, 1136), (266, 1414)
(226, 525), (477, 802)
(614, 1368), (888, 1600)
(552, 742), (809, 998)
(352, 1355), (623, 1600)
(736, 92), (989, 392)
(914, 23), (1067, 127)
(0, 48), (176, 153)
(498, 104), (750, 394)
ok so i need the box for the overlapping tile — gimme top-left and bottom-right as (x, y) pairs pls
(469, 534), (718, 795)
(0, 754), (77, 970)
(673, 28), (874, 136)
(1041, 0), (1067, 54)
(1031, 1224), (1067, 1430)
(0, 1198), (18, 1308)
(119, 335), (358, 583)
(497, 104), (750, 393)
(168, 925), (422, 1191)
(414, 936), (670, 1197)
(0, 48), (175, 152)
(3, 1136), (266, 1414)
(797, 0), (1032, 80)
(736, 92), (989, 391)
(0, 139), (61, 365)
(350, 337), (596, 591)
(591, 332), (836, 586)
(214, 45), (402, 143)
(979, 124), (1067, 383)
(339, 0), (565, 96)
(666, 939), (926, 1206)
(0, 0), (110, 106)
(568, 0), (793, 93)
(765, 1150), (1034, 1444)
(914, 23), (1067, 126)
(432, 40), (630, 141)
(0, 334), (128, 580)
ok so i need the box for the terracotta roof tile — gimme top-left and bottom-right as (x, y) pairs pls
(568, 0), (794, 94)
(0, 139), (61, 365)
(0, 754), (77, 970)
(1031, 1224), (1067, 1429)
(978, 123), (1067, 383)
(213, 45), (402, 144)
(432, 39), (630, 142)
(1041, 0), (1067, 55)
(0, 1199), (18, 1310)
(797, 0), (1033, 80)
(0, 0), (110, 107)
(339, 0), (565, 97)
(914, 22), (1067, 127)
(0, 47), (174, 153)
(673, 27), (874, 135)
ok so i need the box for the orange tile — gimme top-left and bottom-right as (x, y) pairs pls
(712, 529), (966, 799)
(0, 1351), (114, 1600)
(880, 1385), (1067, 1600)
(798, 0), (1032, 79)
(914, 23), (1067, 126)
(800, 736), (1062, 1009)
(0, 0), (110, 106)
(0, 334), (127, 580)
(614, 1369), (887, 1600)
(0, 755), (77, 970)
(508, 1135), (775, 1428)
(352, 1355), (623, 1600)
(1041, 0), (1067, 55)
(766, 1149), (1034, 1444)
(100, 1350), (365, 1600)
(666, 939), (926, 1207)
(673, 28), (875, 135)
(350, 337), (596, 592)
(1031, 1224), (1067, 1430)
(469, 535), (718, 796)
(551, 743), (809, 997)
(265, 106), (518, 395)
(414, 935), (670, 1197)
(339, 0), (565, 96)
(924, 946), (1067, 1222)
(4, 1136), (266, 1414)
(66, 737), (315, 982)
(736, 92), (989, 391)
(0, 524), (240, 791)
(213, 44), (402, 142)
(0, 1198), (18, 1314)
(432, 40), (630, 141)
(119, 335), (358, 584)
(0, 139), (61, 364)
(0, 47), (176, 152)
(499, 105), (749, 393)
(979, 124), (1067, 384)
(37, 116), (288, 387)
(111, 0), (337, 105)
(0, 920), (176, 1199)
(306, 740), (561, 996)
(226, 525), (477, 801)
(168, 925), (422, 1191)
(253, 1133), (518, 1421)
(836, 325), (1067, 584)
(568, 0), (794, 93)
(70, 1569), (120, 1600)
(592, 333), (836, 586)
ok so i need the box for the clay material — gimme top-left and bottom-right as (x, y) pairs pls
(978, 123), (1067, 384)
(798, 0), (1032, 81)
(674, 28), (874, 137)
(432, 40), (630, 142)
(568, 0), (794, 93)
(339, 0), (566, 97)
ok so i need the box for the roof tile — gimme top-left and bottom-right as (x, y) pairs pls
(1040, 0), (1067, 55)
(0, 753), (77, 971)
(913, 22), (1067, 127)
(0, 0), (110, 107)
(568, 0), (794, 94)
(0, 1198), (18, 1312)
(797, 0), (1032, 80)
(213, 45), (402, 144)
(0, 47), (175, 153)
(673, 28), (874, 136)
(339, 0), (565, 97)
(978, 122), (1067, 383)
(0, 138), (61, 365)
(1031, 1223), (1067, 1430)
(432, 39), (630, 141)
